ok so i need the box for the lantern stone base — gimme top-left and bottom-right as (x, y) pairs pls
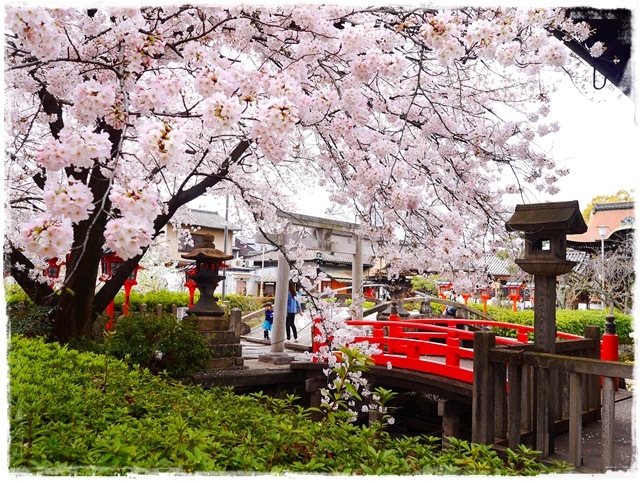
(257, 352), (296, 365)
(192, 315), (229, 331)
(190, 316), (246, 371)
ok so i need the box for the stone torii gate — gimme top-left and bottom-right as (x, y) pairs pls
(256, 210), (374, 364)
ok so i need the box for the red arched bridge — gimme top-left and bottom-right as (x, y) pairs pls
(287, 312), (633, 472)
(311, 315), (589, 384)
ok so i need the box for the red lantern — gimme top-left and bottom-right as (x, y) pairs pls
(436, 281), (452, 300)
(184, 267), (197, 309)
(507, 282), (525, 312)
(123, 264), (142, 316)
(45, 257), (62, 279)
(100, 252), (141, 328)
(478, 286), (491, 314)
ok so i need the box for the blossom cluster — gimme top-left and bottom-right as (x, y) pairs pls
(138, 120), (187, 167)
(130, 73), (185, 116)
(105, 180), (161, 260)
(251, 98), (300, 161)
(37, 127), (113, 171)
(5, 8), (66, 60)
(43, 177), (95, 223)
(18, 215), (73, 259)
(104, 216), (153, 260)
(202, 93), (244, 133)
(72, 80), (116, 126)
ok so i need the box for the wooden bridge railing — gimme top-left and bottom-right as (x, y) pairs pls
(472, 329), (634, 471)
(313, 314), (633, 471)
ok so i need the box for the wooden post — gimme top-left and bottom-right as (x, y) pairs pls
(601, 376), (616, 471)
(472, 330), (496, 444)
(568, 371), (583, 467)
(438, 399), (469, 450)
(533, 275), (556, 456)
(305, 376), (327, 422)
(171, 304), (178, 317)
(140, 303), (147, 312)
(156, 303), (163, 319)
(584, 326), (601, 413)
(494, 362), (507, 439)
(521, 365), (533, 432)
(507, 363), (523, 449)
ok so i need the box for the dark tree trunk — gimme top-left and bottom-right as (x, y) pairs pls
(10, 138), (251, 343)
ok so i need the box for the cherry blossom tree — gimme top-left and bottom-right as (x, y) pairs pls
(561, 234), (635, 313)
(4, 5), (606, 341)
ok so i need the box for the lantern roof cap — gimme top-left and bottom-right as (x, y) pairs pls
(181, 242), (233, 261)
(505, 200), (587, 235)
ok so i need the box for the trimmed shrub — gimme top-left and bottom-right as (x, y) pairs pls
(6, 303), (55, 338)
(9, 336), (571, 475)
(106, 313), (213, 378)
(113, 290), (268, 315)
(3, 284), (32, 306)
(484, 306), (633, 344)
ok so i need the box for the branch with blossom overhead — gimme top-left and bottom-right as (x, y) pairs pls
(5, 5), (604, 340)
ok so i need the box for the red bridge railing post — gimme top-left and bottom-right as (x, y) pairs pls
(446, 335), (461, 367)
(601, 314), (619, 390)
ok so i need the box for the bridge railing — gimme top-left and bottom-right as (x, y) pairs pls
(472, 328), (634, 472)
(312, 314), (587, 383)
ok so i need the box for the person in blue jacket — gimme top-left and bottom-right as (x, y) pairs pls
(286, 281), (302, 341)
(263, 302), (273, 340)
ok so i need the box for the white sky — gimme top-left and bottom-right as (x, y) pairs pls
(537, 76), (638, 211)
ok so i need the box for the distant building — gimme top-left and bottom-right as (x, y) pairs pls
(567, 201), (635, 253)
(162, 208), (250, 294)
(567, 201), (634, 309)
(243, 231), (375, 297)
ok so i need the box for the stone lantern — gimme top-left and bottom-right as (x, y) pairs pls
(182, 243), (232, 319)
(505, 200), (587, 456)
(182, 243), (245, 370)
(505, 200), (587, 353)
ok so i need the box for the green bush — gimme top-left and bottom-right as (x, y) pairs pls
(6, 303), (55, 338)
(106, 313), (213, 378)
(8, 336), (570, 475)
(113, 290), (268, 315)
(220, 293), (267, 312)
(344, 299), (378, 310)
(484, 306), (634, 344)
(3, 284), (32, 306)
(113, 290), (192, 312)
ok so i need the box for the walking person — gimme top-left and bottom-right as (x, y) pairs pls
(286, 281), (302, 341)
(263, 301), (273, 340)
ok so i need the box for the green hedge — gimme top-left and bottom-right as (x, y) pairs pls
(481, 305), (634, 344)
(107, 313), (213, 378)
(4, 284), (32, 306)
(112, 290), (267, 314)
(9, 336), (569, 475)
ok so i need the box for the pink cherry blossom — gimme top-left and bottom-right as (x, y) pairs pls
(18, 215), (73, 259)
(5, 5), (606, 318)
(43, 176), (95, 223)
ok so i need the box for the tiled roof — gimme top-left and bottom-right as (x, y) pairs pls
(474, 254), (514, 278)
(469, 250), (588, 278)
(568, 202), (634, 244)
(183, 209), (241, 231)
